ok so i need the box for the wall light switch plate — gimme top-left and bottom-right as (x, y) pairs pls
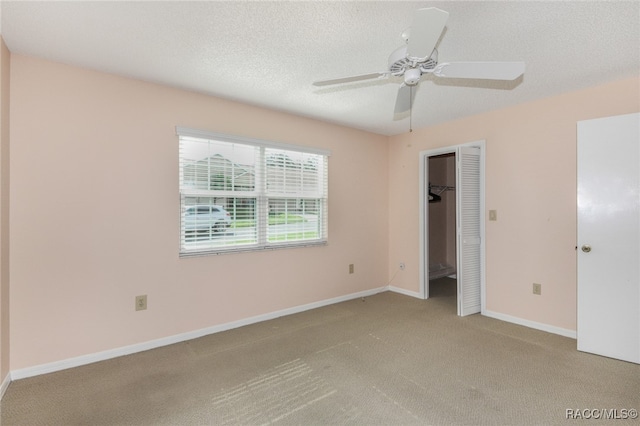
(489, 210), (498, 221)
(135, 295), (147, 311)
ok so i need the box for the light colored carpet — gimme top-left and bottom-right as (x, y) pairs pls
(1, 278), (638, 425)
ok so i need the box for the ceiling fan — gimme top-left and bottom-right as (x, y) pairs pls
(313, 7), (525, 116)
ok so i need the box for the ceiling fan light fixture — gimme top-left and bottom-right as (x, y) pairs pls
(404, 68), (422, 86)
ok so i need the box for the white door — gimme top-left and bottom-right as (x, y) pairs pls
(577, 112), (640, 364)
(457, 146), (482, 316)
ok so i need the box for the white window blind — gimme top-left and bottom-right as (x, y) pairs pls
(178, 128), (329, 256)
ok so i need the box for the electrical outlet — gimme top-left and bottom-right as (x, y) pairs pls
(399, 262), (406, 271)
(349, 264), (354, 274)
(532, 283), (542, 296)
(135, 295), (147, 311)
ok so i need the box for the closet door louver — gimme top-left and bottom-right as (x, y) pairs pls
(457, 146), (482, 316)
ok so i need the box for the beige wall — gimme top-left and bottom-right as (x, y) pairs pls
(9, 55), (389, 370)
(388, 76), (640, 331)
(0, 38), (10, 384)
(5, 51), (639, 373)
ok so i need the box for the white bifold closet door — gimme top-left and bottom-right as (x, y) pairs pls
(457, 146), (482, 316)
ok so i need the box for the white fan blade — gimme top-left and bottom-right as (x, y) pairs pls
(433, 62), (525, 80)
(407, 8), (449, 60)
(394, 84), (417, 114)
(313, 72), (389, 87)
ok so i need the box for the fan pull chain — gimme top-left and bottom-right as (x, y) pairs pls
(409, 86), (413, 132)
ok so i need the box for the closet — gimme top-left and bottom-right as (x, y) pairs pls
(421, 143), (483, 315)
(428, 153), (457, 283)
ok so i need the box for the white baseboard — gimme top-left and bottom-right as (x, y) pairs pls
(0, 372), (10, 400)
(9, 290), (576, 383)
(388, 285), (422, 299)
(483, 310), (577, 339)
(11, 286), (387, 381)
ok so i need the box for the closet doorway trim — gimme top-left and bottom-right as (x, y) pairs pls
(418, 140), (486, 316)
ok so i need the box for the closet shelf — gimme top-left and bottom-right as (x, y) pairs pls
(429, 263), (456, 280)
(429, 185), (455, 196)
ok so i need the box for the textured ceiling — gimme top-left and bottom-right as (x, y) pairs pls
(1, 1), (639, 136)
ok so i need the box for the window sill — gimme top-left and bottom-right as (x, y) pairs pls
(179, 239), (328, 258)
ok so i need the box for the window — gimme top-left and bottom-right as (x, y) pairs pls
(177, 127), (329, 256)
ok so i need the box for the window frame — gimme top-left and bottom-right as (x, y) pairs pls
(177, 127), (330, 257)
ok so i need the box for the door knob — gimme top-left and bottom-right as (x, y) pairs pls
(581, 244), (592, 253)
